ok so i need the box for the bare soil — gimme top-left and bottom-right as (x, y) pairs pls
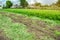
(0, 12), (60, 40)
(0, 29), (10, 40)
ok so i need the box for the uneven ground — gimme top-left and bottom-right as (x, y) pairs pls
(0, 12), (60, 40)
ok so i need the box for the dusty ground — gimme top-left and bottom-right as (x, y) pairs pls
(0, 12), (60, 40)
(0, 29), (10, 40)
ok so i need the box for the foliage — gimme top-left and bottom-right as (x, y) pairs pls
(56, 0), (60, 7)
(34, 2), (41, 6)
(54, 30), (60, 36)
(4, 9), (60, 21)
(0, 5), (1, 7)
(20, 0), (28, 8)
(6, 0), (13, 8)
(43, 5), (49, 7)
(25, 1), (28, 7)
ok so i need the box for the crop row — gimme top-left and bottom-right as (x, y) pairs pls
(4, 9), (60, 21)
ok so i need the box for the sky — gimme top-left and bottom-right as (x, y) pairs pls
(0, 0), (58, 5)
(27, 0), (58, 5)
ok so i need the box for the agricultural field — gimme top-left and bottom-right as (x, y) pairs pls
(2, 9), (60, 21)
(0, 12), (35, 40)
(0, 9), (60, 40)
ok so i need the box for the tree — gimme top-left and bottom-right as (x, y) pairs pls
(25, 1), (28, 7)
(34, 2), (41, 6)
(6, 0), (13, 8)
(44, 5), (49, 7)
(33, 0), (41, 7)
(20, 0), (28, 8)
(56, 0), (60, 7)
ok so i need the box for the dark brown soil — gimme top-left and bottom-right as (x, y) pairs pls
(0, 12), (60, 40)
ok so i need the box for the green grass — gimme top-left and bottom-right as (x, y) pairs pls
(54, 30), (60, 36)
(0, 14), (35, 40)
(2, 9), (60, 21)
(0, 9), (60, 40)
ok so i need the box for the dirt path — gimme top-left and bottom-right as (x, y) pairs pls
(0, 12), (60, 40)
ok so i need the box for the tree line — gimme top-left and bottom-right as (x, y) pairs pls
(4, 0), (28, 8)
(4, 0), (60, 8)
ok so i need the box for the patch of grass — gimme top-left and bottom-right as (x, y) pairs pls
(0, 14), (35, 40)
(2, 9), (60, 21)
(54, 30), (60, 36)
(29, 16), (57, 25)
